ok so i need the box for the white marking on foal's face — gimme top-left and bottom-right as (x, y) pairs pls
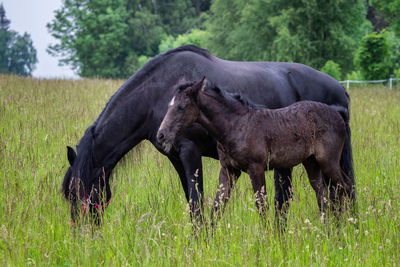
(169, 96), (175, 107)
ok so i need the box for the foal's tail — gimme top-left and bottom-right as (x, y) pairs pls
(329, 104), (356, 202)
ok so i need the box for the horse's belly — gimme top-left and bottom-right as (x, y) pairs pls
(269, 142), (313, 168)
(217, 144), (251, 171)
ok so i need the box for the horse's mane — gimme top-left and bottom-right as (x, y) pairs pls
(125, 45), (212, 89)
(62, 126), (96, 198)
(93, 45), (213, 131)
(164, 45), (213, 59)
(132, 45), (212, 86)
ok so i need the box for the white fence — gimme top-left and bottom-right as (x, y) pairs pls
(339, 78), (400, 90)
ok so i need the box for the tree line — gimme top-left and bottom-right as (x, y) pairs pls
(3, 0), (399, 79)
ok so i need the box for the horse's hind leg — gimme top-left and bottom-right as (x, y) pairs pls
(302, 156), (326, 216)
(318, 160), (352, 213)
(211, 166), (241, 229)
(248, 164), (268, 222)
(274, 168), (293, 230)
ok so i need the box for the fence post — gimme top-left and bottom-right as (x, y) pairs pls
(346, 80), (350, 90)
(389, 78), (393, 90)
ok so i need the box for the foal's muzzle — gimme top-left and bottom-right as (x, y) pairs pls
(156, 129), (173, 153)
(157, 129), (166, 144)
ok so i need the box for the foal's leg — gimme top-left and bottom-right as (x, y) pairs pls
(273, 168), (293, 229)
(211, 167), (241, 228)
(318, 161), (353, 213)
(248, 165), (268, 221)
(302, 157), (326, 215)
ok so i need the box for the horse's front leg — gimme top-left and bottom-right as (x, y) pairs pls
(176, 139), (204, 226)
(210, 166), (241, 229)
(248, 165), (268, 222)
(273, 168), (293, 230)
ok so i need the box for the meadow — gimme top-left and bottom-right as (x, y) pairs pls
(0, 74), (399, 266)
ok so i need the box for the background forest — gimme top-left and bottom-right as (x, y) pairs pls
(45, 0), (400, 81)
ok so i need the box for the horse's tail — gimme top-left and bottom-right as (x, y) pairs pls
(329, 104), (356, 202)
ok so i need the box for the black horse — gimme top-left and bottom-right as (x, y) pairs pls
(63, 45), (354, 225)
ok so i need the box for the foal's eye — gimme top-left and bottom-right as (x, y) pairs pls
(178, 105), (185, 111)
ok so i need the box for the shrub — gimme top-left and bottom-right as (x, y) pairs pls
(355, 31), (392, 80)
(321, 60), (342, 80)
(345, 70), (363, 80)
(394, 68), (400, 78)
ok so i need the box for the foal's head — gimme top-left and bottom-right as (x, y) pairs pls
(157, 79), (207, 152)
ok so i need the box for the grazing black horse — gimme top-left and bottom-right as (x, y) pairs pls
(62, 45), (354, 225)
(157, 79), (353, 226)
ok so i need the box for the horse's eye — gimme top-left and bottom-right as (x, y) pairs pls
(178, 105), (185, 111)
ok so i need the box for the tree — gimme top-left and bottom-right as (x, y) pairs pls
(47, 0), (133, 78)
(0, 3), (37, 76)
(388, 30), (400, 72)
(204, 0), (247, 60)
(0, 3), (10, 30)
(47, 0), (210, 78)
(371, 0), (400, 37)
(205, 0), (368, 73)
(366, 0), (389, 32)
(355, 31), (392, 80)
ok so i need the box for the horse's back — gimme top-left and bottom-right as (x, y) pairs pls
(199, 57), (348, 109)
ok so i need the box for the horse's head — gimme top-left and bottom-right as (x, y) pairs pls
(63, 138), (112, 226)
(157, 78), (208, 152)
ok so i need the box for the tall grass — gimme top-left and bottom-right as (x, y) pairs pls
(0, 75), (399, 265)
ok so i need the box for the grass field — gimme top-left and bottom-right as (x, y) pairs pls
(0, 74), (399, 266)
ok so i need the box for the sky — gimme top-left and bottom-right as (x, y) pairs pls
(2, 0), (78, 78)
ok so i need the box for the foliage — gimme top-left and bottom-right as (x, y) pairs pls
(320, 60), (342, 81)
(205, 0), (368, 73)
(1, 75), (400, 265)
(345, 70), (363, 81)
(47, 0), (208, 78)
(0, 4), (37, 76)
(388, 31), (400, 72)
(394, 68), (400, 78)
(158, 29), (209, 53)
(355, 31), (392, 80)
(47, 0), (132, 78)
(204, 0), (248, 60)
(371, 0), (400, 37)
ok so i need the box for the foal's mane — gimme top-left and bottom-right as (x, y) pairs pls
(202, 82), (260, 109)
(176, 80), (260, 109)
(228, 92), (260, 108)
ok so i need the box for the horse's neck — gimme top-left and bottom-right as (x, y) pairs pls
(196, 94), (248, 144)
(91, 86), (157, 170)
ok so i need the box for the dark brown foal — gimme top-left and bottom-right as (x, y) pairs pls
(157, 78), (353, 227)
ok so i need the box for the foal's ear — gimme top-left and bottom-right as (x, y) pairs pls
(67, 146), (76, 166)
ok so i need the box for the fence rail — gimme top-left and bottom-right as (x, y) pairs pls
(339, 78), (400, 90)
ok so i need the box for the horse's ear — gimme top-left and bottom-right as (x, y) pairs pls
(67, 146), (76, 166)
(200, 77), (208, 92)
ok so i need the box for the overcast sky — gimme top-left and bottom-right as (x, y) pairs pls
(2, 0), (78, 78)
